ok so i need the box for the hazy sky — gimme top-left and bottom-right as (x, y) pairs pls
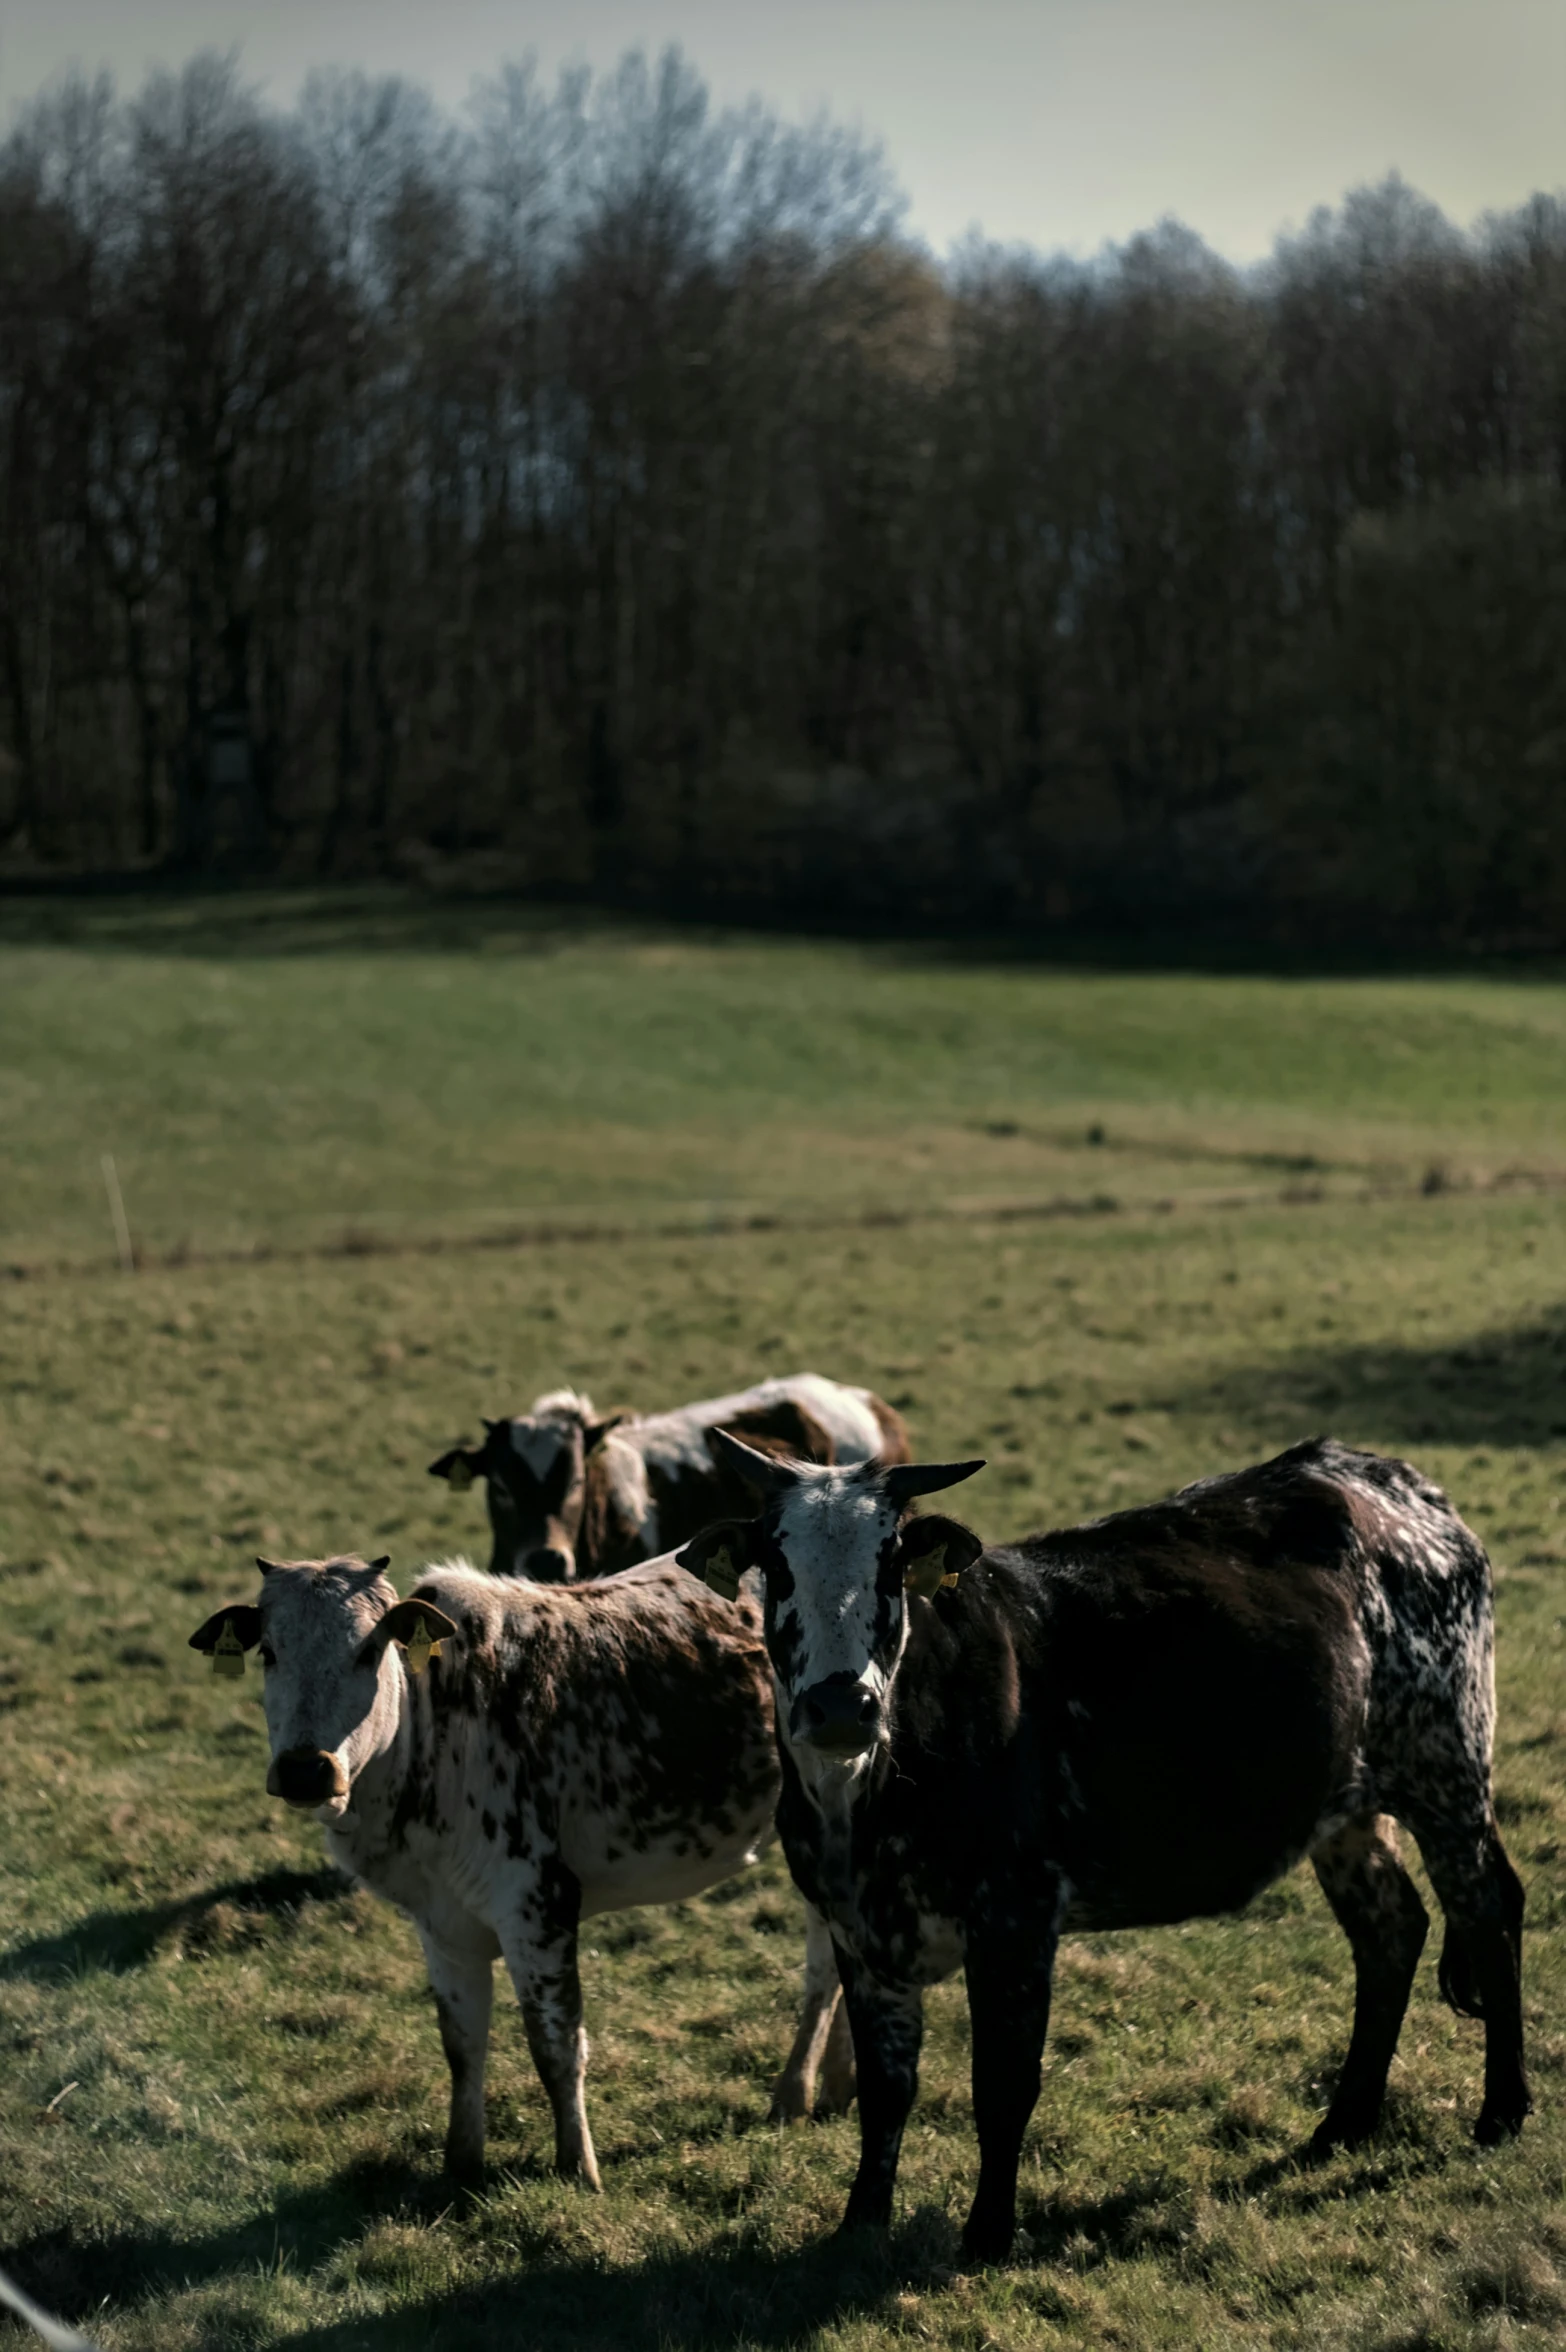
(2, 0), (1562, 261)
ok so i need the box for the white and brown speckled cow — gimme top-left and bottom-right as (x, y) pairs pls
(190, 1552), (852, 2187)
(681, 1434), (1531, 2263)
(428, 1374), (910, 1582)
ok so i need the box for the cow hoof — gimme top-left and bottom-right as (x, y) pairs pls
(1308, 2112), (1377, 2161)
(767, 2082), (810, 2124)
(815, 2067), (858, 2118)
(959, 2220), (1016, 2268)
(1474, 2102), (1530, 2146)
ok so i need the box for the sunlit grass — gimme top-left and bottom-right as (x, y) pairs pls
(6, 890), (1566, 1269)
(1, 895), (1564, 2347)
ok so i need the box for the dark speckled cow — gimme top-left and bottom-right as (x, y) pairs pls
(429, 1374), (910, 1581)
(680, 1434), (1531, 2264)
(190, 1553), (853, 2188)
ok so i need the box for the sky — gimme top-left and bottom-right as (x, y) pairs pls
(1, 0), (1562, 263)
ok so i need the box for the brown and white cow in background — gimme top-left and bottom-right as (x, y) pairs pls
(190, 1551), (852, 2189)
(682, 1434), (1530, 2263)
(429, 1373), (909, 1581)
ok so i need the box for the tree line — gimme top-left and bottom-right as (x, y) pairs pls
(3, 48), (1565, 942)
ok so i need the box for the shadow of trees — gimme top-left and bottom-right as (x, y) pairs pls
(1185, 1302), (1566, 1459)
(4, 883), (1564, 984)
(0, 887), (584, 961)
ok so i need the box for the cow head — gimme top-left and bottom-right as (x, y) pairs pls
(677, 1436), (985, 1768)
(189, 1556), (457, 1820)
(428, 1389), (626, 1579)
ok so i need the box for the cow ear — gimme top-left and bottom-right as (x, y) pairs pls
(897, 1514), (984, 1600)
(429, 1447), (482, 1492)
(675, 1519), (757, 1603)
(707, 1422), (816, 1476)
(189, 1605), (263, 1654)
(583, 1412), (632, 1452)
(380, 1599), (459, 1649)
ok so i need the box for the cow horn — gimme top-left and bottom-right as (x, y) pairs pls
(708, 1425), (800, 1493)
(256, 1557), (283, 1575)
(883, 1460), (987, 1506)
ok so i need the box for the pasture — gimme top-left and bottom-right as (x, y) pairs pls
(2, 891), (1565, 2351)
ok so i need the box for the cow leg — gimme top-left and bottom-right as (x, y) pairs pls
(1407, 1807), (1531, 2145)
(769, 1902), (854, 2121)
(1309, 1813), (1428, 2154)
(961, 1911), (1059, 2265)
(498, 1886), (601, 2190)
(818, 1984), (858, 2117)
(835, 1948), (923, 2233)
(417, 1925), (495, 2185)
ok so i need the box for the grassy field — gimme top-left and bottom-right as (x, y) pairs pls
(2, 891), (1565, 2351)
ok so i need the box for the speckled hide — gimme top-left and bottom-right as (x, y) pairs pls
(680, 1435), (1531, 2264)
(428, 1372), (911, 1581)
(190, 1554), (853, 2188)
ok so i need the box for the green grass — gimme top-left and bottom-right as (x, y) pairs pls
(2, 892), (1566, 2350)
(5, 890), (1566, 1268)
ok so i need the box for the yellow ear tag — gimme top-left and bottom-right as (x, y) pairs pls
(903, 1544), (955, 1601)
(404, 1618), (441, 1676)
(447, 1459), (473, 1494)
(704, 1545), (741, 1604)
(212, 1617), (246, 1679)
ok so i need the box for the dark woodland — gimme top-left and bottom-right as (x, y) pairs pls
(3, 48), (1565, 941)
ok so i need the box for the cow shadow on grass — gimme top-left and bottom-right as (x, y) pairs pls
(156, 2142), (1459, 2352)
(281, 2229), (912, 2352)
(1011, 2120), (1451, 2270)
(1178, 1302), (1566, 1464)
(5, 2173), (930, 2352)
(3, 2132), (1463, 2349)
(1, 2151), (440, 2326)
(0, 1865), (352, 1981)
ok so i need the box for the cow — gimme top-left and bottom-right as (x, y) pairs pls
(189, 1551), (854, 2189)
(677, 1434), (1531, 2265)
(428, 1374), (910, 1581)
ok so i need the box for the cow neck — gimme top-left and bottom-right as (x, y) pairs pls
(334, 1649), (426, 1856)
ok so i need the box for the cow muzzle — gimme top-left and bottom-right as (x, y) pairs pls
(523, 1544), (575, 1582)
(790, 1674), (881, 1758)
(267, 1747), (349, 1811)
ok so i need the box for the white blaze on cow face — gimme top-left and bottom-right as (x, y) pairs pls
(766, 1469), (909, 1759)
(696, 1436), (986, 1770)
(253, 1559), (405, 1820)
